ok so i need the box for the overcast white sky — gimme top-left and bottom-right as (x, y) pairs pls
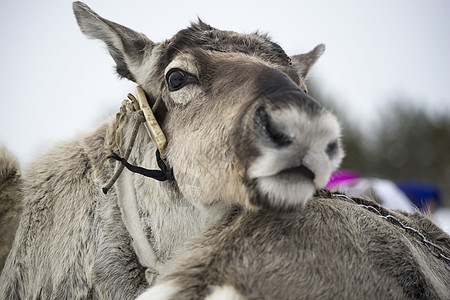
(1, 0), (449, 164)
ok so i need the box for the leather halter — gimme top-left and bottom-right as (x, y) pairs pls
(102, 86), (173, 284)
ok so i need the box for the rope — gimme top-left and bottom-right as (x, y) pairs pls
(106, 150), (173, 182)
(99, 99), (137, 169)
(327, 190), (450, 265)
(100, 93), (173, 194)
(99, 90), (171, 282)
(102, 111), (145, 194)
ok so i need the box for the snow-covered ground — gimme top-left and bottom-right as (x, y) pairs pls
(433, 207), (450, 235)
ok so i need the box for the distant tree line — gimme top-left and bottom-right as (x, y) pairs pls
(308, 82), (450, 207)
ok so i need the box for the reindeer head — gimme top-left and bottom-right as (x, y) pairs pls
(73, 2), (344, 211)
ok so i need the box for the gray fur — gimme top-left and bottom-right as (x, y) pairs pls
(291, 44), (326, 82)
(138, 193), (450, 300)
(0, 146), (22, 271)
(1, 3), (449, 299)
(0, 123), (149, 299)
(1, 2), (342, 299)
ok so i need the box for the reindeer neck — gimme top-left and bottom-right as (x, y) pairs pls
(115, 168), (230, 282)
(114, 122), (232, 282)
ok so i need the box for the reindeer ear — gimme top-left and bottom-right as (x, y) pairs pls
(73, 1), (154, 82)
(291, 44), (325, 80)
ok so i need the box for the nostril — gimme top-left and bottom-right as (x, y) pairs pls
(254, 106), (292, 147)
(326, 140), (338, 157)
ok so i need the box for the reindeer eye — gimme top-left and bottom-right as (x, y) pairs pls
(166, 68), (198, 91)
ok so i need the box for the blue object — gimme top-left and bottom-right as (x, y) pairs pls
(397, 180), (441, 211)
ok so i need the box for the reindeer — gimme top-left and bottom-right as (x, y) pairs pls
(136, 191), (450, 299)
(0, 2), (343, 299)
(0, 146), (22, 271)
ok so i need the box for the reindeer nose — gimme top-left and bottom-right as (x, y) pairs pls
(254, 106), (292, 147)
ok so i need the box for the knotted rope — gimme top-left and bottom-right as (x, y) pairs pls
(101, 93), (173, 194)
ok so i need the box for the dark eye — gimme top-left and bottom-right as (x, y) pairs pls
(166, 68), (198, 91)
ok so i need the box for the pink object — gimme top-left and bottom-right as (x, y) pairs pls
(325, 169), (361, 189)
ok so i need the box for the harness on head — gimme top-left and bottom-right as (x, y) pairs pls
(102, 86), (174, 195)
(99, 86), (175, 284)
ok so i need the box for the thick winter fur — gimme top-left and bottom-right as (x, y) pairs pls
(1, 123), (149, 299)
(1, 2), (343, 299)
(138, 194), (450, 300)
(0, 146), (22, 271)
(72, 1), (344, 211)
(2, 3), (449, 299)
